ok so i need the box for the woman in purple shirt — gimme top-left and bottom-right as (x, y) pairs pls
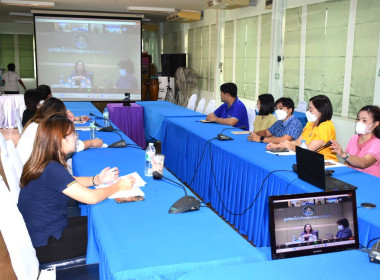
(331, 105), (380, 177)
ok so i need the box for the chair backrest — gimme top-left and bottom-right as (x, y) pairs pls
(204, 99), (216, 115)
(1, 143), (21, 203)
(0, 132), (7, 153)
(295, 100), (307, 113)
(14, 110), (23, 134)
(7, 140), (23, 179)
(0, 175), (40, 280)
(195, 98), (205, 113)
(186, 94), (197, 110)
(247, 108), (256, 132)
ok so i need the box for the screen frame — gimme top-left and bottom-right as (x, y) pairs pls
(33, 13), (142, 102)
(269, 190), (359, 260)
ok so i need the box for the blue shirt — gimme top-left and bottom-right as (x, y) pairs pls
(18, 161), (76, 247)
(336, 228), (353, 239)
(268, 114), (303, 140)
(213, 98), (249, 130)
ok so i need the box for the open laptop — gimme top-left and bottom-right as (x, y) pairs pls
(295, 146), (357, 191)
(269, 189), (359, 259)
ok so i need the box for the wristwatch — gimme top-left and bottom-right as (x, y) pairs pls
(342, 153), (350, 161)
(260, 136), (265, 143)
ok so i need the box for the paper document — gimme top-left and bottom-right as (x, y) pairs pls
(95, 172), (147, 199)
(200, 119), (215, 123)
(231, 131), (250, 135)
(266, 150), (296, 156)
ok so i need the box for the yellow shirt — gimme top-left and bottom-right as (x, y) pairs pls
(301, 120), (338, 161)
(253, 114), (277, 132)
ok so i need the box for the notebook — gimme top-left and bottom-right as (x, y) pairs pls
(295, 146), (357, 191)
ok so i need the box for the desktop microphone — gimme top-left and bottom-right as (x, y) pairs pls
(315, 141), (332, 153)
(98, 126), (127, 148)
(89, 113), (103, 119)
(217, 126), (246, 141)
(153, 171), (201, 214)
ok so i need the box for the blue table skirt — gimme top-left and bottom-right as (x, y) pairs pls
(161, 116), (380, 247)
(136, 101), (205, 141)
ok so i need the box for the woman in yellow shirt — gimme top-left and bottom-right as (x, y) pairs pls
(267, 95), (337, 161)
(252, 93), (277, 132)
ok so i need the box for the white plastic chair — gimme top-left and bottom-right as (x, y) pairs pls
(14, 110), (23, 134)
(7, 140), (23, 179)
(195, 98), (205, 113)
(295, 100), (307, 113)
(247, 108), (256, 133)
(0, 132), (7, 153)
(204, 99), (216, 115)
(1, 141), (21, 203)
(186, 94), (197, 111)
(0, 175), (41, 280)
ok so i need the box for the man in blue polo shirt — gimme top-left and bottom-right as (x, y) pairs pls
(206, 82), (249, 130)
(248, 97), (302, 143)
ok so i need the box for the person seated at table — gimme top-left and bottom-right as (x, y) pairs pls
(17, 97), (102, 164)
(331, 105), (380, 177)
(266, 95), (338, 161)
(69, 60), (92, 88)
(252, 93), (276, 132)
(300, 224), (318, 241)
(37, 84), (52, 107)
(18, 115), (135, 262)
(248, 97), (302, 143)
(335, 218), (352, 239)
(22, 89), (42, 127)
(206, 82), (249, 130)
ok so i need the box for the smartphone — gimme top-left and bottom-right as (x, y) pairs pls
(269, 148), (289, 153)
(115, 196), (145, 203)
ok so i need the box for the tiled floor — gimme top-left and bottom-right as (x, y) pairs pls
(0, 128), (19, 280)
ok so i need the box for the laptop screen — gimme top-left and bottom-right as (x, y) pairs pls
(269, 190), (359, 260)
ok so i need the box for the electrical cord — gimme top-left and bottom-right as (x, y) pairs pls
(367, 237), (380, 249)
(284, 178), (299, 194)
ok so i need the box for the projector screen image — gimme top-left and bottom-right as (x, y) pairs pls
(34, 15), (142, 101)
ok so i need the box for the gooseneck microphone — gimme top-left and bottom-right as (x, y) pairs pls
(217, 126), (246, 141)
(153, 171), (200, 214)
(98, 125), (127, 148)
(315, 141), (332, 153)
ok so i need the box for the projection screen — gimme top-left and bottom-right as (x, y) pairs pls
(34, 14), (141, 101)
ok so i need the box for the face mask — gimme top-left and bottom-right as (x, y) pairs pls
(355, 121), (373, 135)
(337, 225), (344, 230)
(306, 111), (318, 123)
(255, 105), (260, 114)
(275, 109), (288, 121)
(119, 69), (127, 76)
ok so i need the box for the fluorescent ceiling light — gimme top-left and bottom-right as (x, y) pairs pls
(127, 6), (175, 14)
(9, 12), (33, 16)
(1, 0), (55, 7)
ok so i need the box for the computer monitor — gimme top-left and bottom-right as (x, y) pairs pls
(269, 190), (359, 260)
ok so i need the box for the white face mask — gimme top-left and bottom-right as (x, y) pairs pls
(275, 109), (288, 121)
(355, 121), (373, 135)
(306, 111), (318, 123)
(119, 69), (127, 76)
(255, 105), (260, 114)
(338, 225), (344, 230)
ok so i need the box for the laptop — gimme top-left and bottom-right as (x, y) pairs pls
(269, 189), (359, 259)
(295, 146), (357, 191)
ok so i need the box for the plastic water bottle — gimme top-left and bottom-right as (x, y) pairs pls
(59, 74), (65, 87)
(103, 108), (110, 127)
(300, 140), (308, 149)
(144, 143), (156, 176)
(90, 120), (97, 140)
(292, 235), (296, 242)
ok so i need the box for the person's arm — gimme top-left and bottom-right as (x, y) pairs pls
(82, 139), (103, 150)
(74, 115), (90, 122)
(18, 79), (27, 91)
(207, 113), (238, 126)
(74, 167), (119, 187)
(331, 140), (377, 169)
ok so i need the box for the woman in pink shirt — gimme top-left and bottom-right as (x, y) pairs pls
(331, 105), (380, 177)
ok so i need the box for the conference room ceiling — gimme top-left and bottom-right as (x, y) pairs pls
(0, 0), (208, 24)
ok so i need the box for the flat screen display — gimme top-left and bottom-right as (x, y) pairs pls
(34, 15), (141, 101)
(269, 190), (359, 259)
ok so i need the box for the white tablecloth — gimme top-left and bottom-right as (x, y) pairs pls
(0, 94), (25, 128)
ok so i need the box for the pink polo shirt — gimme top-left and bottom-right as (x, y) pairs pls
(345, 134), (380, 177)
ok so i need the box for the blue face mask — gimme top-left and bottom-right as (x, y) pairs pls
(119, 69), (127, 76)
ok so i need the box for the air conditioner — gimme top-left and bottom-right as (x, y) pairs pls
(167, 10), (202, 23)
(207, 0), (257, 9)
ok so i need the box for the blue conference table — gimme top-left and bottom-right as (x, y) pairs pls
(67, 102), (269, 279)
(135, 101), (205, 141)
(160, 115), (380, 247)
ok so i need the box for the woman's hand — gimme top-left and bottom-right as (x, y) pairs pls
(330, 140), (343, 157)
(247, 132), (260, 142)
(98, 167), (119, 184)
(81, 115), (90, 122)
(66, 110), (75, 122)
(117, 175), (135, 191)
(90, 139), (103, 148)
(266, 143), (282, 150)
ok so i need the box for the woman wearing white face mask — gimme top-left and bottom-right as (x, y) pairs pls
(331, 105), (380, 177)
(116, 59), (138, 93)
(267, 95), (337, 161)
(252, 93), (276, 132)
(335, 218), (352, 239)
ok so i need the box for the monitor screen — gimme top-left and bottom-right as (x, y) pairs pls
(34, 14), (141, 101)
(269, 190), (359, 260)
